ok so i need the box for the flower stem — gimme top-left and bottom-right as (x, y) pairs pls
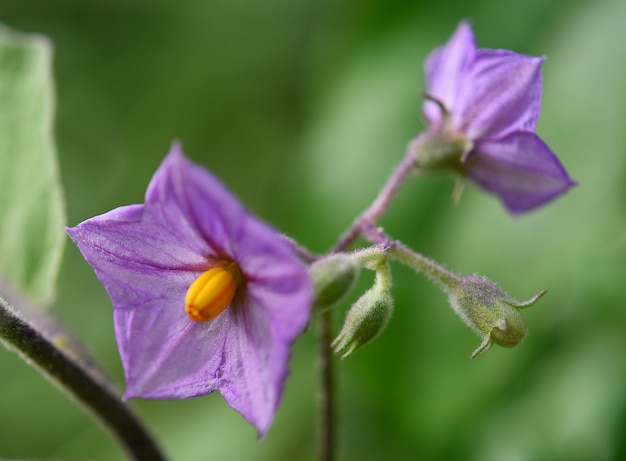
(317, 309), (335, 461)
(388, 240), (461, 289)
(332, 135), (424, 253)
(359, 222), (461, 288)
(0, 295), (166, 461)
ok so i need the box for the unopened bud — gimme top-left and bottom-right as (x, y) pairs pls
(332, 276), (393, 359)
(447, 274), (546, 359)
(310, 253), (360, 311)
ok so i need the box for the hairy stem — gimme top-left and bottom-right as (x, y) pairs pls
(389, 240), (461, 289)
(359, 223), (461, 288)
(332, 135), (424, 253)
(0, 296), (166, 461)
(317, 309), (335, 461)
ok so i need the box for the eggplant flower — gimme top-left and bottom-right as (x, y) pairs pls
(66, 144), (312, 436)
(421, 20), (575, 213)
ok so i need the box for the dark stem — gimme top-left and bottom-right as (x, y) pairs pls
(317, 309), (335, 461)
(0, 296), (166, 461)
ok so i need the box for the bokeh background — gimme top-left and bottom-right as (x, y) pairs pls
(1, 0), (625, 459)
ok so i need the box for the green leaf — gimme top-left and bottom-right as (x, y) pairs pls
(0, 25), (65, 305)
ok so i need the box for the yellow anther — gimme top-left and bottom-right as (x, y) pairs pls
(185, 261), (242, 322)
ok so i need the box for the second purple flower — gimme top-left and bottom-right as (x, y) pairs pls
(420, 20), (575, 214)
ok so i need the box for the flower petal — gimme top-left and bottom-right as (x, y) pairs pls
(114, 281), (224, 400)
(239, 233), (311, 334)
(423, 20), (476, 124)
(66, 205), (211, 291)
(466, 132), (576, 213)
(458, 50), (544, 139)
(212, 300), (283, 436)
(219, 272), (311, 436)
(147, 143), (249, 259)
(115, 293), (293, 437)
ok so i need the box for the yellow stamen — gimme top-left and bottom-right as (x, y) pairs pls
(185, 261), (242, 322)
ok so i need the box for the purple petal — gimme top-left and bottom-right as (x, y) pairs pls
(458, 50), (544, 139)
(466, 132), (576, 213)
(67, 143), (312, 435)
(66, 206), (212, 284)
(219, 271), (311, 435)
(147, 143), (249, 258)
(113, 281), (223, 400)
(423, 20), (476, 124)
(208, 301), (282, 436)
(116, 275), (309, 437)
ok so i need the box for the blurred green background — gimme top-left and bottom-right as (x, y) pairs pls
(1, 0), (625, 459)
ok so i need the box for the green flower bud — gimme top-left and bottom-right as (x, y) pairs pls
(310, 253), (360, 311)
(332, 263), (393, 359)
(332, 287), (393, 359)
(447, 274), (546, 359)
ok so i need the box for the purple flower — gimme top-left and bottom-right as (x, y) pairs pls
(66, 143), (312, 436)
(422, 20), (575, 213)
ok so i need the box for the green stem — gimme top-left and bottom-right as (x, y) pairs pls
(0, 296), (166, 461)
(388, 240), (461, 290)
(358, 223), (460, 289)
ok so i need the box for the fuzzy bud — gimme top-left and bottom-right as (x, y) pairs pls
(310, 253), (360, 311)
(447, 274), (546, 358)
(332, 267), (393, 359)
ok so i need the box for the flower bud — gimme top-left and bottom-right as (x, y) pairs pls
(310, 253), (360, 311)
(447, 274), (546, 358)
(332, 276), (393, 359)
